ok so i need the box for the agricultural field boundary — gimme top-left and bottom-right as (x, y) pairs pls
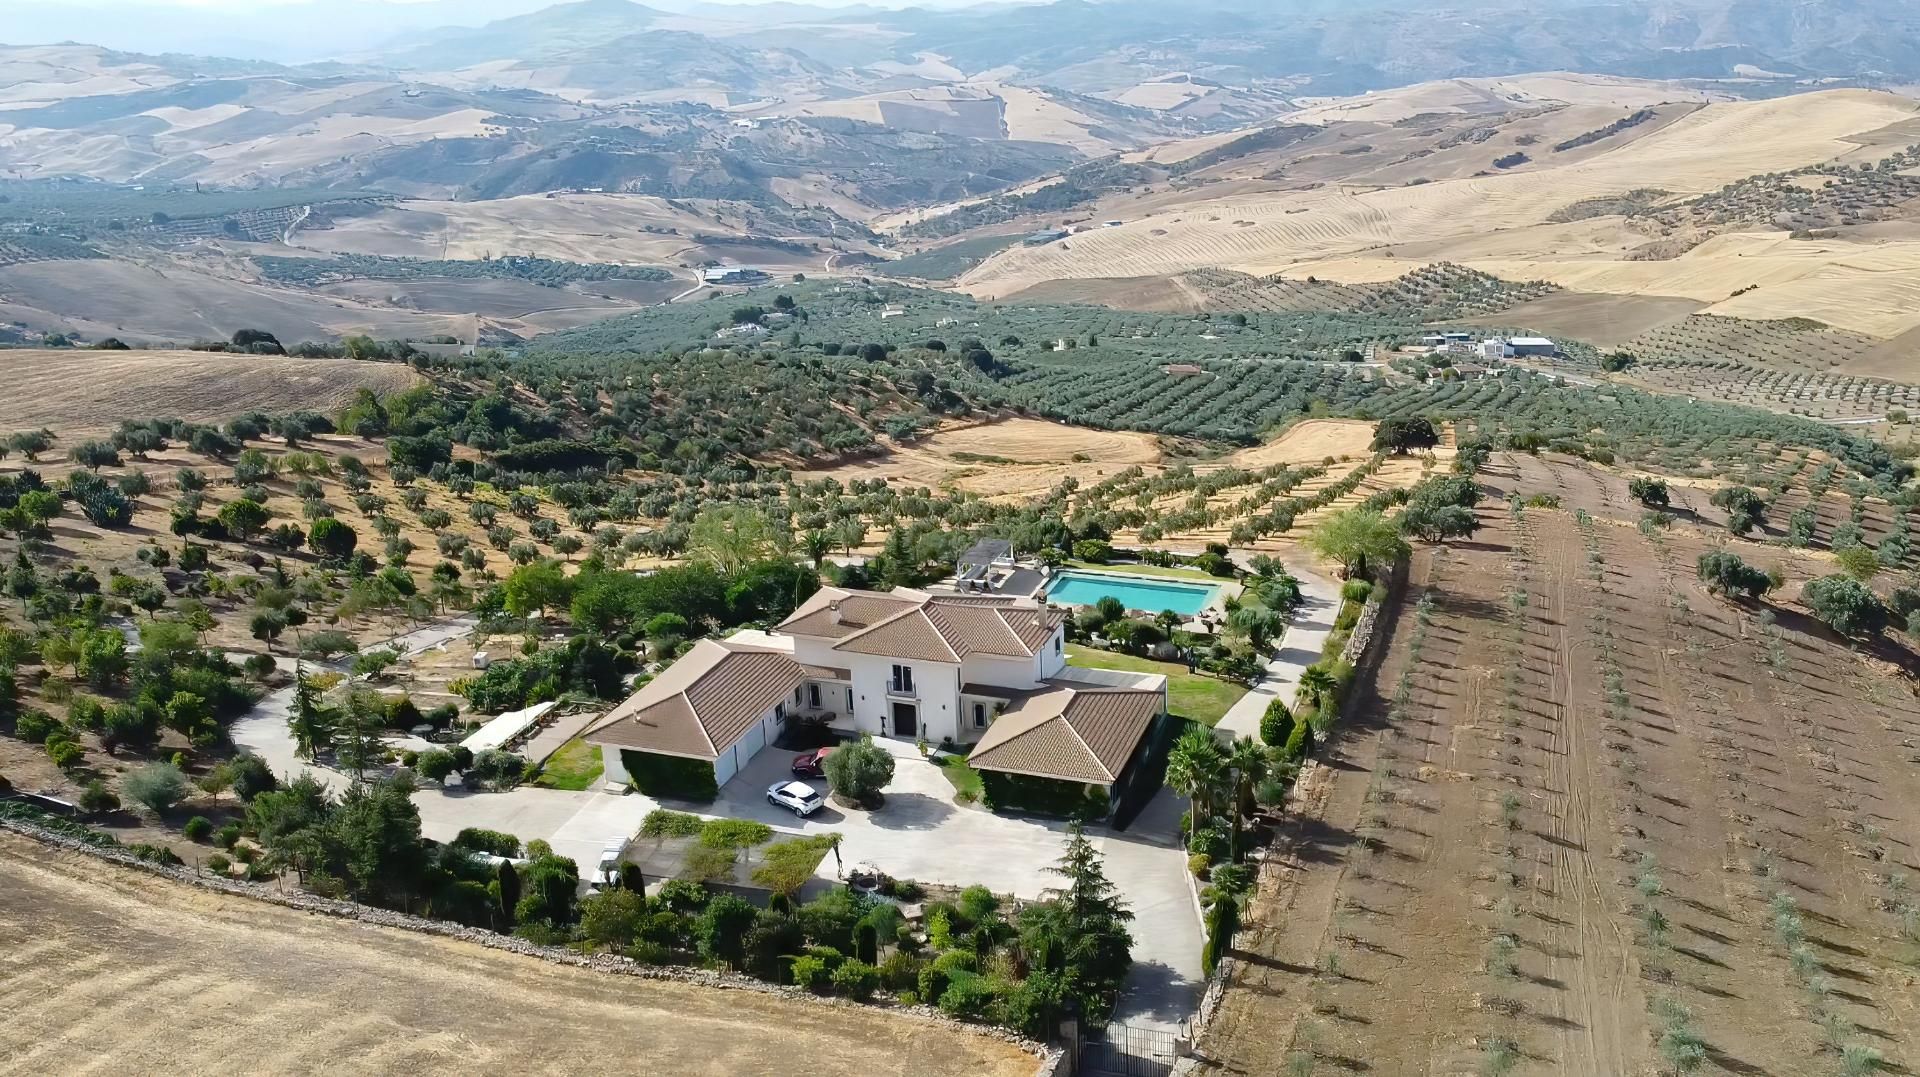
(0, 815), (1064, 1077)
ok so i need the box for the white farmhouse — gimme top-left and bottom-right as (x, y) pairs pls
(585, 587), (1167, 806)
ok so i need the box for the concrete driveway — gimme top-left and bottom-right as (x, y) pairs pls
(713, 738), (1202, 1032)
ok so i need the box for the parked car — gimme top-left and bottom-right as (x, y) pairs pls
(791, 747), (834, 777)
(766, 780), (826, 817)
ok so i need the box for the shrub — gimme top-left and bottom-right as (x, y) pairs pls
(214, 822), (243, 849)
(1260, 699), (1295, 747)
(223, 754), (278, 802)
(414, 747), (457, 783)
(937, 970), (998, 1020)
(122, 762), (190, 814)
(640, 809), (706, 837)
(1072, 539), (1112, 563)
(791, 955), (831, 992)
(622, 751), (718, 800)
(46, 737), (83, 770)
(206, 853), (232, 874)
(452, 827), (522, 857)
(1340, 579), (1373, 603)
(183, 815), (214, 842)
(823, 734), (895, 806)
(1804, 574), (1887, 637)
(78, 779), (119, 814)
(15, 710), (57, 743)
(831, 959), (880, 1000)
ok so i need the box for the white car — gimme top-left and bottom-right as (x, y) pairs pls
(766, 780), (826, 817)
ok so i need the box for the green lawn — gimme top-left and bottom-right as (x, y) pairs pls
(1065, 645), (1247, 726)
(531, 737), (603, 791)
(939, 753), (985, 803)
(1066, 560), (1223, 582)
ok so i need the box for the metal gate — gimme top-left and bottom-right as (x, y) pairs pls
(1078, 1023), (1179, 1077)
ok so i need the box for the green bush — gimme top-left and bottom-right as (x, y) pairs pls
(123, 762), (190, 815)
(214, 822), (242, 849)
(937, 970), (998, 1020)
(640, 809), (706, 837)
(207, 852), (232, 874)
(78, 779), (120, 814)
(622, 750), (717, 801)
(184, 816), (214, 842)
(977, 770), (1107, 819)
(790, 955), (830, 992)
(1340, 579), (1373, 603)
(15, 710), (57, 743)
(1259, 699), (1295, 747)
(831, 959), (879, 1000)
(1072, 539), (1112, 563)
(452, 827), (522, 857)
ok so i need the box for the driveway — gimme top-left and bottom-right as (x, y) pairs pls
(715, 739), (1203, 1032)
(1214, 564), (1341, 740)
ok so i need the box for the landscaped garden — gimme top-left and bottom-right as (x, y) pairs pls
(1066, 644), (1247, 725)
(530, 736), (602, 790)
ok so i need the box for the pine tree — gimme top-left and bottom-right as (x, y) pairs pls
(1047, 822), (1134, 1021)
(288, 664), (334, 761)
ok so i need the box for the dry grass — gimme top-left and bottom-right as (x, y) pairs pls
(793, 417), (1163, 500)
(958, 89), (1920, 349)
(0, 833), (1041, 1077)
(0, 349), (421, 434)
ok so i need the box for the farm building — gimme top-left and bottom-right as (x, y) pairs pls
(1509, 336), (1558, 357)
(703, 265), (771, 285)
(1023, 229), (1070, 246)
(1480, 339), (1514, 360)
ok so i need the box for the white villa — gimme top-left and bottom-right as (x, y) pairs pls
(585, 586), (1168, 802)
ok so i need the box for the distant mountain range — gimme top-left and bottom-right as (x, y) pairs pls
(9, 0), (1920, 92)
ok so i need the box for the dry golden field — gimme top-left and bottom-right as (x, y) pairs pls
(0, 349), (421, 434)
(0, 834), (1041, 1077)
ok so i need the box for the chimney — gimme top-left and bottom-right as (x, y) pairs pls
(828, 603), (843, 626)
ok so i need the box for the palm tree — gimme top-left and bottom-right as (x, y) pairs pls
(1228, 604), (1285, 655)
(1227, 736), (1271, 819)
(1296, 665), (1337, 713)
(1165, 725), (1229, 826)
(802, 530), (832, 568)
(1155, 608), (1183, 635)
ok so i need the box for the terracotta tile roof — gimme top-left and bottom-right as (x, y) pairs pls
(966, 677), (1167, 784)
(783, 586), (1065, 664)
(779, 586), (925, 640)
(801, 664), (851, 681)
(584, 639), (804, 761)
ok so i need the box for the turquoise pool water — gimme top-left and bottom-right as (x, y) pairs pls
(1045, 570), (1220, 616)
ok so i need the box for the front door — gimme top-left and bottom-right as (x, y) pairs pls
(892, 702), (918, 738)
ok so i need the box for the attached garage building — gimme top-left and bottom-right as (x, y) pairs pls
(586, 638), (806, 793)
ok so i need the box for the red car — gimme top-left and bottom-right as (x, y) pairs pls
(791, 747), (834, 777)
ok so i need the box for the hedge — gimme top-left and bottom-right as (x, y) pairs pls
(978, 770), (1107, 820)
(621, 750), (718, 801)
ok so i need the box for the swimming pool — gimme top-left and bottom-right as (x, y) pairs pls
(1044, 570), (1221, 617)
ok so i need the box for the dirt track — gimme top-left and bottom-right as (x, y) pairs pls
(0, 833), (1038, 1077)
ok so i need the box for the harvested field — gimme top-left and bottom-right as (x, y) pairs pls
(1477, 291), (1703, 349)
(1198, 496), (1920, 1076)
(0, 349), (420, 433)
(792, 418), (1163, 499)
(1000, 275), (1207, 313)
(0, 259), (476, 345)
(0, 833), (1040, 1077)
(1220, 419), (1376, 469)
